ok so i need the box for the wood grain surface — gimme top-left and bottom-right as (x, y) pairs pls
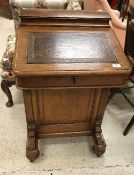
(13, 1), (131, 161)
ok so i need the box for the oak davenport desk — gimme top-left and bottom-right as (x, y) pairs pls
(13, 9), (131, 162)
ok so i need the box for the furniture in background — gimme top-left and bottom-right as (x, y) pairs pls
(13, 9), (130, 162)
(123, 1), (134, 135)
(107, 0), (129, 21)
(108, 0), (134, 135)
(1, 35), (16, 107)
(120, 0), (129, 21)
(0, 0), (15, 108)
(124, 115), (134, 135)
(0, 0), (12, 19)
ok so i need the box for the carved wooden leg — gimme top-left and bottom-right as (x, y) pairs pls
(92, 119), (106, 157)
(1, 80), (16, 107)
(26, 123), (39, 162)
(92, 89), (109, 156)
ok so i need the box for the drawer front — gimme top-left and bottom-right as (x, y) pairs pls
(17, 75), (126, 89)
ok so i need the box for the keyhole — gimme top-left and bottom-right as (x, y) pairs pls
(71, 77), (76, 84)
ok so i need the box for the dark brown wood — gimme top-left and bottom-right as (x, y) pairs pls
(14, 24), (130, 77)
(0, 0), (12, 19)
(27, 32), (117, 64)
(13, 9), (131, 162)
(20, 9), (110, 20)
(0, 0), (9, 6)
(1, 80), (16, 107)
(19, 10), (111, 27)
(16, 75), (128, 89)
(124, 12), (134, 58)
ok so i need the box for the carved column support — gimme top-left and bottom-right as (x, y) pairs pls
(1, 79), (16, 107)
(92, 118), (106, 156)
(92, 89), (109, 157)
(26, 123), (39, 162)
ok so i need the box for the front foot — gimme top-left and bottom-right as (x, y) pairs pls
(92, 137), (106, 157)
(92, 119), (106, 157)
(1, 80), (15, 107)
(26, 123), (39, 162)
(26, 148), (39, 162)
(6, 99), (13, 107)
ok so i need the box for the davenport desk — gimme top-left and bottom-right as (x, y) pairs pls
(13, 9), (131, 162)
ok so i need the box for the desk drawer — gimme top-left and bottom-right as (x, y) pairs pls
(17, 75), (126, 89)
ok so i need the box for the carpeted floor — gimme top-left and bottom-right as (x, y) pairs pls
(0, 17), (134, 175)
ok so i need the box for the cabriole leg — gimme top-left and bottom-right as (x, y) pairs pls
(1, 79), (15, 107)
